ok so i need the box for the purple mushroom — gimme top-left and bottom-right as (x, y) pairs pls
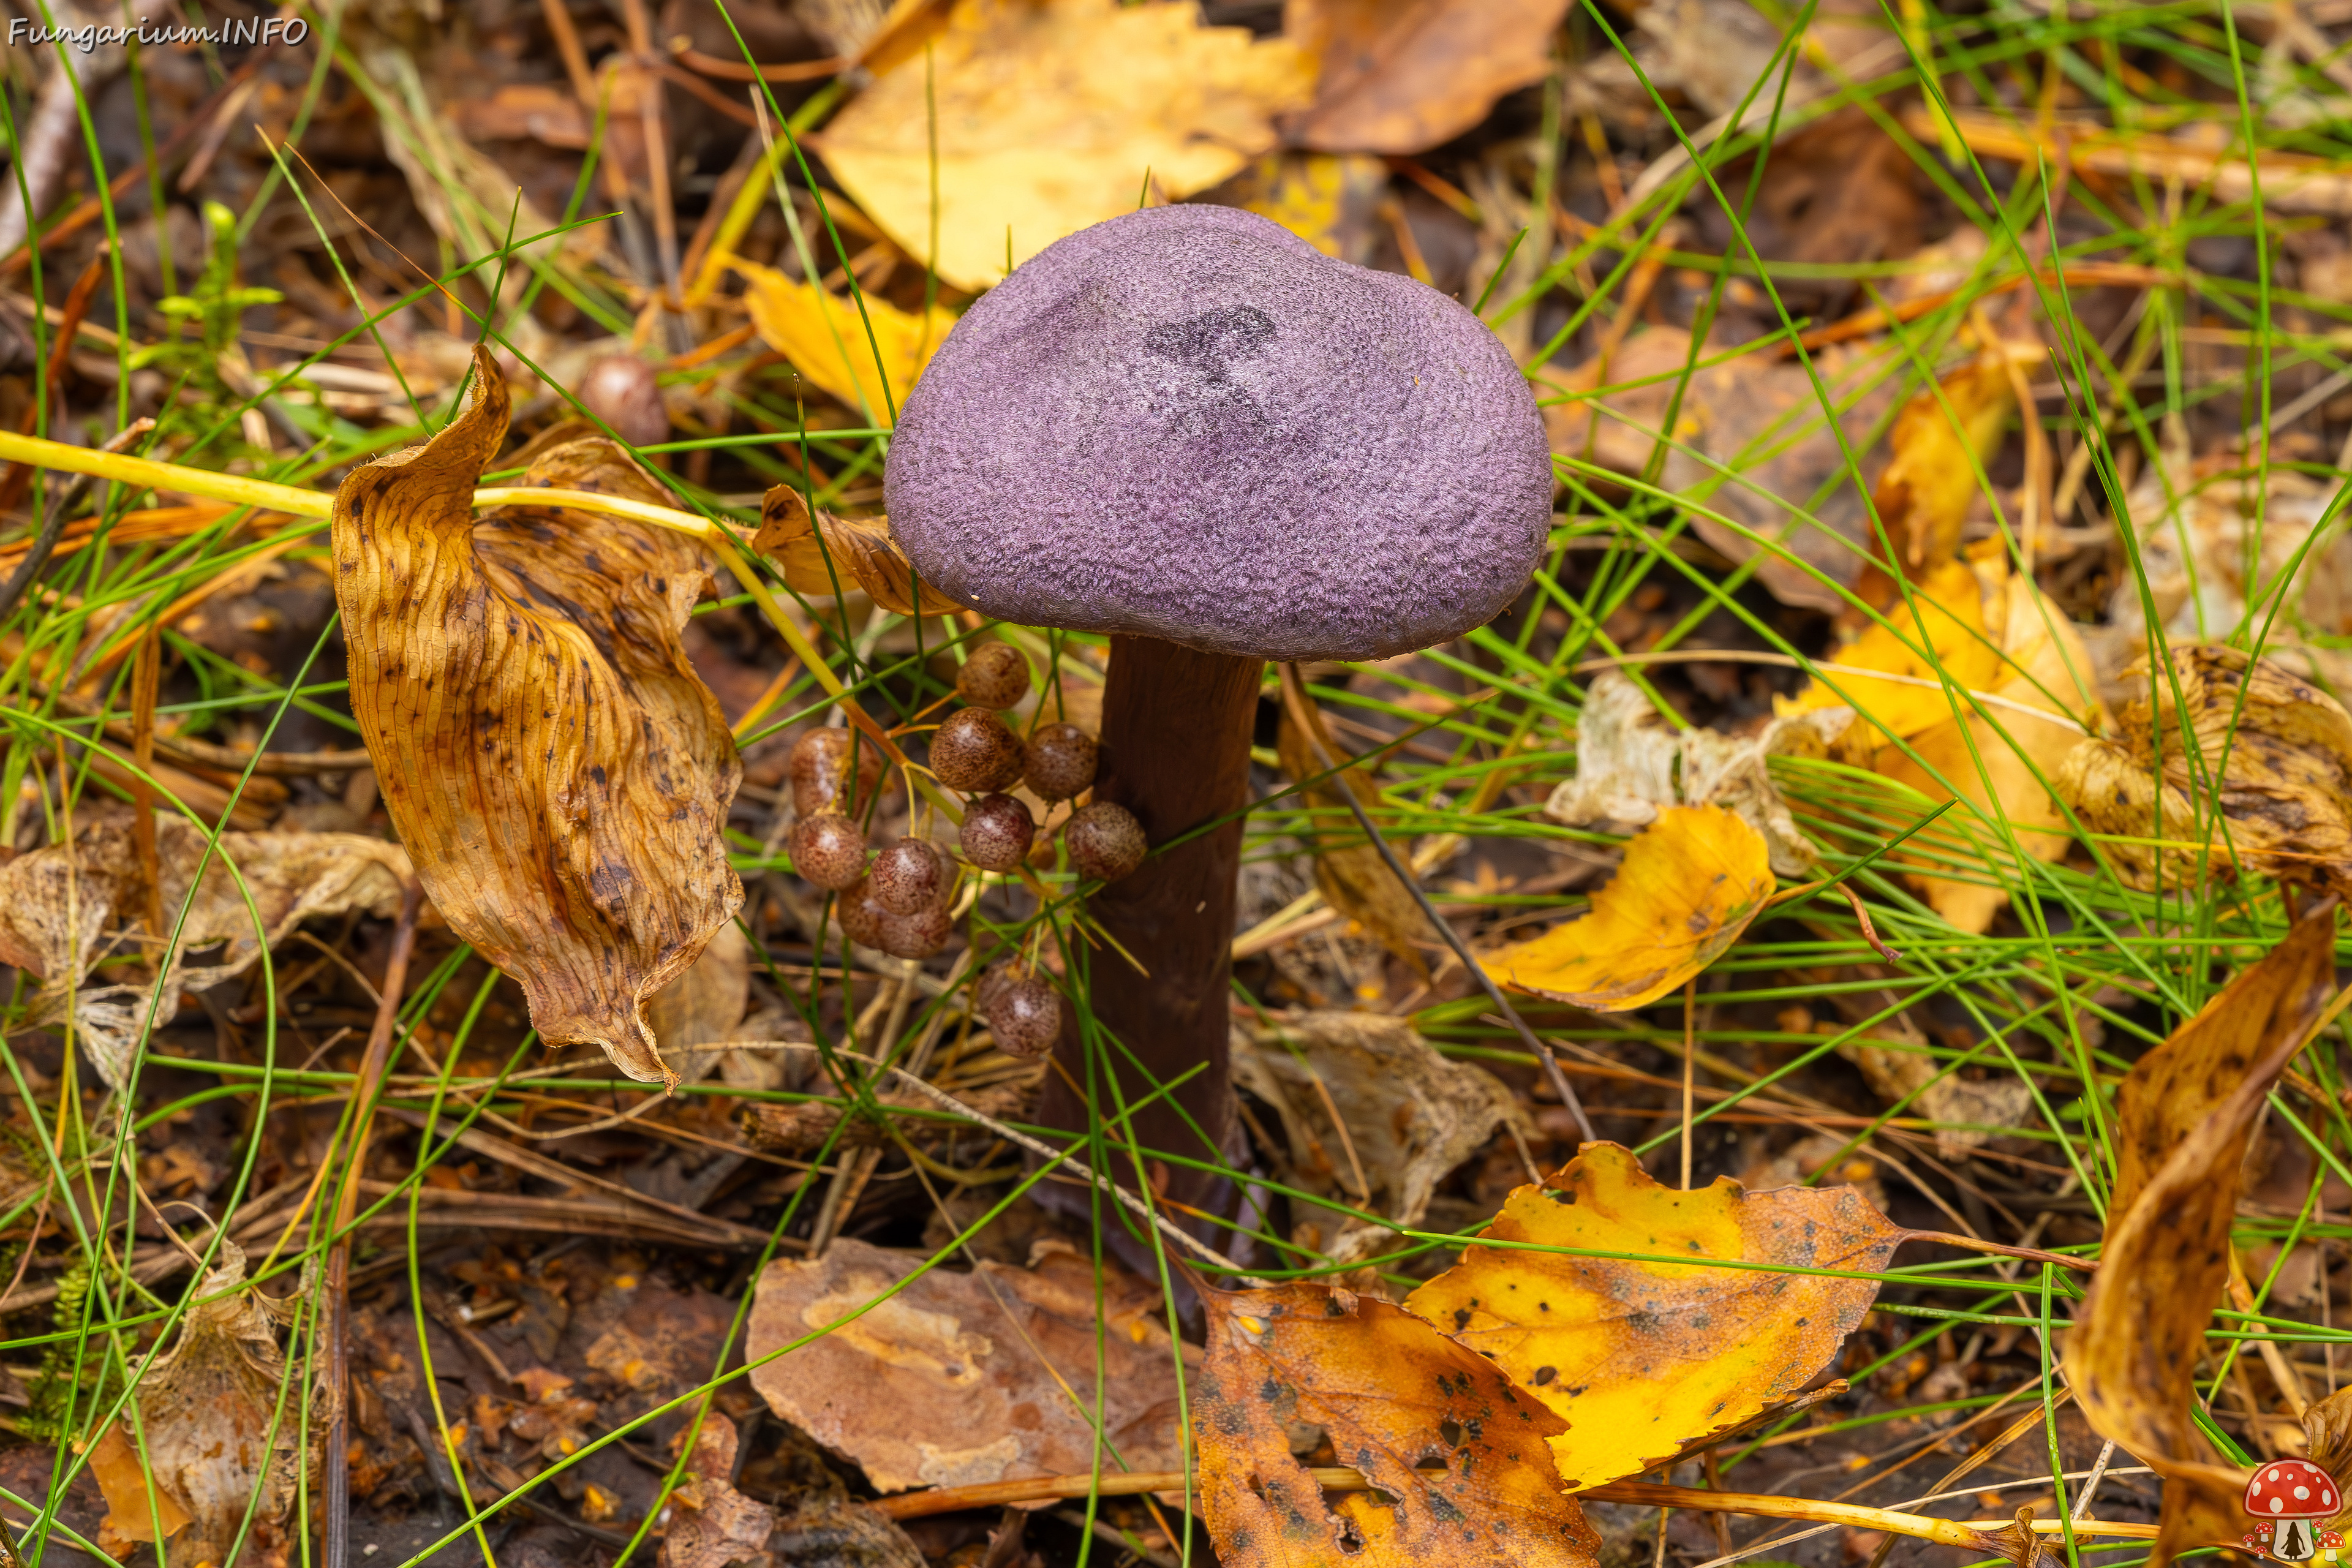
(886, 203), (1551, 1232)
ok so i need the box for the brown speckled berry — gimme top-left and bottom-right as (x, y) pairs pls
(579, 354), (669, 450)
(790, 811), (868, 891)
(930, 707), (1025, 793)
(956, 643), (1030, 709)
(959, 794), (1036, 873)
(790, 726), (884, 816)
(1022, 722), (1098, 802)
(838, 878), (952, 959)
(987, 973), (1061, 1058)
(871, 837), (946, 915)
(1064, 801), (1146, 883)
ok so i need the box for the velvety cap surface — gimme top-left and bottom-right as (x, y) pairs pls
(885, 204), (1551, 662)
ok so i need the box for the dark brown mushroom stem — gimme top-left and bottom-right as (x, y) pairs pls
(1036, 634), (1263, 1231)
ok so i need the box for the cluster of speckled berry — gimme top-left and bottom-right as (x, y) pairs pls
(778, 643), (1145, 1060)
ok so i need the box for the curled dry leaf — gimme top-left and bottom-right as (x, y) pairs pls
(1197, 1280), (1600, 1568)
(818, 0), (1312, 292)
(730, 255), (956, 420)
(2302, 1382), (2352, 1480)
(1281, 0), (1577, 155)
(1783, 550), (2101, 932)
(2066, 905), (2337, 1568)
(1483, 804), (1774, 1012)
(1403, 1142), (1903, 1490)
(753, 483), (962, 617)
(0, 813), (410, 1090)
(1275, 689), (1435, 971)
(331, 350), (742, 1088)
(1234, 1011), (1522, 1264)
(747, 1238), (1183, 1493)
(2059, 643), (2352, 897)
(89, 1243), (305, 1564)
(643, 920), (750, 1087)
(1547, 669), (1849, 877)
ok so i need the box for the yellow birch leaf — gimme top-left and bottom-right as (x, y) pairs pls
(1862, 348), (2016, 592)
(730, 255), (956, 418)
(1221, 149), (1388, 260)
(1403, 1142), (1904, 1492)
(816, 0), (1312, 292)
(1777, 557), (2001, 748)
(753, 484), (962, 616)
(1863, 556), (2103, 932)
(1482, 804), (1773, 1012)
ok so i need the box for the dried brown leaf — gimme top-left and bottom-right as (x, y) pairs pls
(662, 1413), (778, 1568)
(1196, 1280), (1599, 1568)
(0, 814), (409, 1089)
(2059, 644), (2352, 897)
(1283, 0), (1576, 155)
(331, 349), (743, 1087)
(2066, 903), (2339, 1568)
(753, 485), (962, 617)
(1275, 690), (1434, 973)
(747, 1238), (1183, 1494)
(89, 1244), (306, 1564)
(1234, 1011), (1521, 1263)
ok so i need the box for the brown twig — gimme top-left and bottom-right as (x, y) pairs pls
(1899, 1229), (2097, 1273)
(0, 247), (111, 519)
(322, 878), (424, 1568)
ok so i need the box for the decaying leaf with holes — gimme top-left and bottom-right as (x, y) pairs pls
(753, 483), (962, 616)
(1482, 804), (1773, 1012)
(331, 350), (742, 1087)
(88, 1244), (305, 1563)
(1233, 1011), (1523, 1264)
(1197, 1280), (1599, 1568)
(0, 813), (410, 1090)
(1547, 670), (1849, 877)
(1275, 687), (1436, 972)
(2059, 644), (2352, 897)
(2067, 903), (2337, 1568)
(1404, 1142), (1903, 1490)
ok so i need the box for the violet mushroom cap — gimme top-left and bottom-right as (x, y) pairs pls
(884, 203), (1551, 663)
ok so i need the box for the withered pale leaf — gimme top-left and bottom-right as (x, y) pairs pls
(1234, 1011), (1521, 1264)
(1483, 804), (1774, 1012)
(1547, 670), (1848, 877)
(332, 348), (742, 1087)
(2060, 643), (2352, 897)
(754, 484), (962, 617)
(1404, 1142), (1902, 1490)
(818, 0), (1312, 292)
(91, 1243), (304, 1564)
(2066, 905), (2337, 1568)
(1197, 1280), (1599, 1568)
(1283, 0), (1576, 155)
(1275, 691), (1435, 974)
(0, 814), (410, 1090)
(746, 1238), (1183, 1494)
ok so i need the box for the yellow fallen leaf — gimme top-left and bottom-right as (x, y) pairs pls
(730, 255), (955, 420)
(1860, 347), (2016, 597)
(1482, 804), (1773, 1012)
(1862, 556), (2102, 931)
(1199, 1280), (1600, 1568)
(1221, 149), (1387, 260)
(1404, 1142), (1904, 1491)
(817, 0), (1311, 292)
(1778, 557), (2000, 748)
